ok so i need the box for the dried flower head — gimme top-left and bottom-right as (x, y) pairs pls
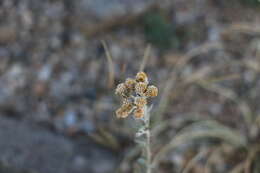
(116, 101), (134, 118)
(134, 107), (145, 118)
(134, 97), (147, 108)
(125, 78), (136, 90)
(115, 71), (158, 119)
(115, 83), (126, 95)
(115, 83), (132, 98)
(116, 108), (128, 118)
(135, 82), (148, 95)
(145, 85), (158, 97)
(136, 72), (148, 83)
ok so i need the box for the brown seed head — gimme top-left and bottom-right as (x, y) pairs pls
(115, 83), (129, 97)
(145, 85), (158, 97)
(115, 83), (126, 95)
(115, 71), (158, 119)
(135, 82), (147, 95)
(134, 97), (147, 108)
(116, 108), (128, 118)
(134, 107), (145, 118)
(121, 102), (134, 113)
(136, 72), (148, 83)
(125, 78), (136, 90)
(116, 102), (134, 118)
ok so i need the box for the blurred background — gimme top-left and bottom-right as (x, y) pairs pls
(1, 0), (260, 173)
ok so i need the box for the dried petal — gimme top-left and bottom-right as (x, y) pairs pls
(136, 72), (148, 83)
(115, 101), (134, 118)
(145, 85), (158, 97)
(121, 102), (134, 112)
(134, 107), (145, 118)
(125, 78), (136, 90)
(115, 83), (126, 95)
(134, 97), (147, 108)
(116, 108), (129, 118)
(135, 82), (147, 95)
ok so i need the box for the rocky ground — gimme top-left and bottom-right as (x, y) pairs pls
(0, 0), (260, 172)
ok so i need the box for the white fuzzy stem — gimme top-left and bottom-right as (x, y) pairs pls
(144, 106), (152, 173)
(146, 127), (152, 173)
(135, 105), (153, 173)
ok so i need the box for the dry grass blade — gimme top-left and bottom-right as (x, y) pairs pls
(237, 101), (253, 127)
(102, 40), (115, 88)
(154, 41), (222, 121)
(153, 73), (176, 121)
(223, 23), (260, 35)
(152, 113), (205, 138)
(200, 74), (240, 84)
(116, 146), (141, 173)
(152, 120), (247, 166)
(229, 162), (245, 173)
(182, 149), (210, 173)
(203, 146), (223, 173)
(88, 128), (120, 150)
(197, 80), (237, 100)
(139, 44), (151, 72)
(183, 66), (211, 84)
(244, 146), (260, 173)
(197, 80), (253, 126)
(175, 41), (222, 68)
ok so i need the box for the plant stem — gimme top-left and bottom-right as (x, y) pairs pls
(145, 106), (152, 173)
(146, 128), (152, 173)
(136, 106), (153, 173)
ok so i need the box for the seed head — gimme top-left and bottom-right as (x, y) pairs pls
(134, 107), (145, 118)
(116, 101), (134, 118)
(135, 82), (147, 95)
(125, 78), (136, 90)
(134, 97), (147, 108)
(115, 71), (158, 119)
(136, 72), (148, 83)
(145, 85), (158, 97)
(116, 108), (128, 118)
(115, 83), (126, 95)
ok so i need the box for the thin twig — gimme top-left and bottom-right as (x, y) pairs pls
(140, 44), (151, 72)
(102, 40), (115, 88)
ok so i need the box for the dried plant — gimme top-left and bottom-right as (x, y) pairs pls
(115, 71), (158, 173)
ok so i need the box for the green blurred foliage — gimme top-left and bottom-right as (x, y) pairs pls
(142, 12), (178, 50)
(241, 0), (260, 6)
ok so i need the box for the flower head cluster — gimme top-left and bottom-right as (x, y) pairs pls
(115, 72), (158, 119)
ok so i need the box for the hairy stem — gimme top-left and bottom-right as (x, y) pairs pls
(144, 106), (152, 173)
(146, 127), (152, 173)
(135, 106), (153, 173)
